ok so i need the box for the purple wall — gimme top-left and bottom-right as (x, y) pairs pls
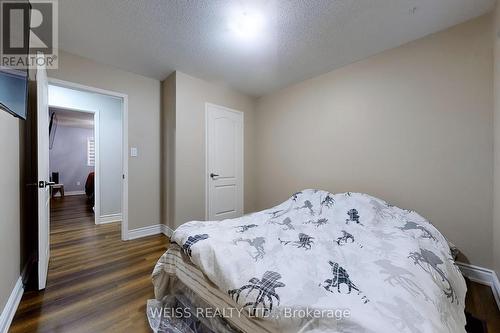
(49, 125), (94, 193)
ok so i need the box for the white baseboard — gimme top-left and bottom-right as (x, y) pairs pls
(0, 277), (24, 333)
(53, 190), (85, 197)
(65, 190), (86, 196)
(456, 262), (500, 309)
(128, 224), (163, 240)
(161, 224), (174, 238)
(98, 213), (122, 224)
(126, 224), (173, 240)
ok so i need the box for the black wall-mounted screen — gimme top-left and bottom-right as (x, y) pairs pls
(0, 68), (28, 119)
(0, 0), (30, 119)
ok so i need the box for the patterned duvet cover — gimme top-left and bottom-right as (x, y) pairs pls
(167, 189), (466, 332)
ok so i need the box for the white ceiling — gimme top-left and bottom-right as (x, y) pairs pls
(58, 0), (495, 97)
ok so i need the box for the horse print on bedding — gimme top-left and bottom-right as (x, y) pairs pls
(304, 218), (328, 227)
(167, 189), (467, 332)
(228, 271), (285, 315)
(235, 224), (258, 233)
(273, 217), (295, 230)
(182, 234), (209, 257)
(233, 237), (266, 261)
(279, 233), (315, 250)
(295, 200), (315, 215)
(346, 209), (361, 225)
(409, 248), (457, 304)
(400, 221), (436, 241)
(336, 231), (354, 246)
(323, 261), (369, 304)
(319, 194), (335, 214)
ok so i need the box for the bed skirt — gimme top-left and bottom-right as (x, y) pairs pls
(150, 245), (279, 333)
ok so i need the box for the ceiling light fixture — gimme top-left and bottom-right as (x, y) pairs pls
(229, 10), (264, 40)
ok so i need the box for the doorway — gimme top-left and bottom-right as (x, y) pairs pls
(28, 60), (129, 290)
(48, 107), (99, 223)
(47, 79), (128, 239)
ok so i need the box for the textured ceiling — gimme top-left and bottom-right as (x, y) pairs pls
(58, 0), (495, 97)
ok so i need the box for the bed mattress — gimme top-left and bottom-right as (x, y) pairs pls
(152, 244), (276, 333)
(152, 189), (467, 333)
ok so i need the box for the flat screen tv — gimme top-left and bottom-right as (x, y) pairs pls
(0, 67), (29, 119)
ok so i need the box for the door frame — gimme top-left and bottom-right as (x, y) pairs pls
(48, 105), (100, 225)
(47, 78), (129, 241)
(204, 102), (244, 220)
(36, 54), (50, 290)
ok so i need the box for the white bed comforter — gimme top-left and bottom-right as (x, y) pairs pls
(171, 190), (466, 333)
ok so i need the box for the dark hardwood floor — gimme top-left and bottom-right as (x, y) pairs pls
(9, 195), (500, 332)
(10, 195), (169, 333)
(465, 279), (500, 332)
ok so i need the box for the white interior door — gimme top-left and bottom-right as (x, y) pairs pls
(206, 103), (244, 221)
(37, 54), (50, 290)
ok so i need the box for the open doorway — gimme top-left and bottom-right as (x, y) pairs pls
(48, 107), (99, 223)
(25, 61), (130, 290)
(47, 79), (128, 240)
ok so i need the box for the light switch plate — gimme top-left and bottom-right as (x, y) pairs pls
(130, 147), (138, 157)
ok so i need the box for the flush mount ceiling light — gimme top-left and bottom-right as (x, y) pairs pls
(229, 9), (264, 40)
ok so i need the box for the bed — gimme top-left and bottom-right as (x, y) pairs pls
(150, 189), (467, 333)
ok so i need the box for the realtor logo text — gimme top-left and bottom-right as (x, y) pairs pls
(1, 0), (58, 69)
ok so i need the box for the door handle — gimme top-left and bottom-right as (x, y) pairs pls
(210, 173), (219, 179)
(39, 181), (56, 188)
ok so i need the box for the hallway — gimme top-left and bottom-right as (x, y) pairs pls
(10, 195), (169, 332)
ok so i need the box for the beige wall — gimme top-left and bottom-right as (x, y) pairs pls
(494, 3), (500, 277)
(0, 112), (21, 314)
(164, 71), (256, 229)
(255, 15), (494, 268)
(49, 51), (162, 230)
(161, 73), (176, 230)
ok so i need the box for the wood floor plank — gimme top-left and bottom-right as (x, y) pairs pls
(9, 195), (500, 332)
(10, 195), (169, 333)
(465, 279), (500, 333)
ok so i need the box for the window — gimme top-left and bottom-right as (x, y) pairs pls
(87, 137), (95, 167)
